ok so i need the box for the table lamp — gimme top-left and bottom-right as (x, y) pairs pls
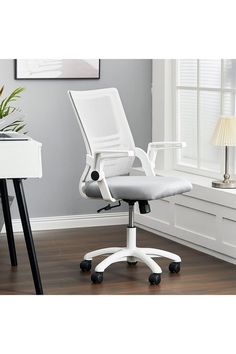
(211, 116), (236, 188)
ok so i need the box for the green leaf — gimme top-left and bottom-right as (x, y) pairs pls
(15, 124), (25, 132)
(0, 86), (26, 132)
(0, 87), (25, 115)
(1, 121), (25, 132)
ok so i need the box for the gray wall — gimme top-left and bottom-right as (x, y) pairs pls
(0, 59), (152, 218)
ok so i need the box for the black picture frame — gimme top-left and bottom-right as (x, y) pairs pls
(14, 59), (100, 80)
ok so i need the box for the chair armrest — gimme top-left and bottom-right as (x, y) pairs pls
(148, 141), (186, 152)
(94, 149), (134, 156)
(134, 147), (155, 177)
(147, 141), (186, 166)
(83, 150), (135, 203)
(92, 150), (135, 180)
(86, 150), (135, 176)
(94, 149), (134, 161)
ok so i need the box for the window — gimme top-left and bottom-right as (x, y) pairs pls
(175, 59), (236, 177)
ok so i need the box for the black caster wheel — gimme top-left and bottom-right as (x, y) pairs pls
(91, 272), (104, 284)
(80, 260), (92, 272)
(149, 273), (161, 285)
(169, 262), (181, 273)
(127, 261), (138, 266)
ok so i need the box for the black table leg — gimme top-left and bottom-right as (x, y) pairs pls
(13, 179), (43, 295)
(0, 179), (17, 266)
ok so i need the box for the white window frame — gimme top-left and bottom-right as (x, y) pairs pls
(152, 59), (236, 179)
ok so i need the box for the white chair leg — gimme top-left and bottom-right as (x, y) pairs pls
(95, 249), (130, 272)
(141, 248), (181, 262)
(84, 247), (123, 260)
(88, 205), (182, 285)
(133, 249), (162, 274)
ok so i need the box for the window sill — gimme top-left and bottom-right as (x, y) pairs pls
(131, 167), (236, 209)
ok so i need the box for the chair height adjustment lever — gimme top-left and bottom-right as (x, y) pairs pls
(97, 201), (121, 213)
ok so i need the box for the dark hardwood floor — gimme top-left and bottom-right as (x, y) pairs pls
(0, 225), (235, 295)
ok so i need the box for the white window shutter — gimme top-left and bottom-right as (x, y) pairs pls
(175, 59), (236, 176)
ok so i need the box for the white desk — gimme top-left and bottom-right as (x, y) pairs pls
(0, 134), (43, 294)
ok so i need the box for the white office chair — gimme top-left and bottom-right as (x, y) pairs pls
(68, 88), (192, 285)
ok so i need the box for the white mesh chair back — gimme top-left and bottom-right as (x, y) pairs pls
(68, 88), (136, 178)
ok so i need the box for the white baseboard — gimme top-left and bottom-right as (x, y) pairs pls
(135, 221), (236, 265)
(1, 212), (128, 233)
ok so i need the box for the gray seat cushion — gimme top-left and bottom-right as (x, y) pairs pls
(85, 176), (192, 200)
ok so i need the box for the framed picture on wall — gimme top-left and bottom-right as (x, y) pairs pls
(14, 59), (100, 79)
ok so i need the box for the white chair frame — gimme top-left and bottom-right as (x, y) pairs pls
(68, 88), (188, 285)
(81, 143), (184, 279)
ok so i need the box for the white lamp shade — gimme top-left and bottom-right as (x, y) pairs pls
(211, 116), (236, 146)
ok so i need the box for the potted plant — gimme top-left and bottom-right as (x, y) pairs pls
(0, 86), (26, 132)
(0, 86), (26, 230)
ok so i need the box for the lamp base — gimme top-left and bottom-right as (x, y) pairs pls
(212, 180), (236, 189)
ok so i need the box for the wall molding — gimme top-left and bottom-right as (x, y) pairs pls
(1, 212), (128, 233)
